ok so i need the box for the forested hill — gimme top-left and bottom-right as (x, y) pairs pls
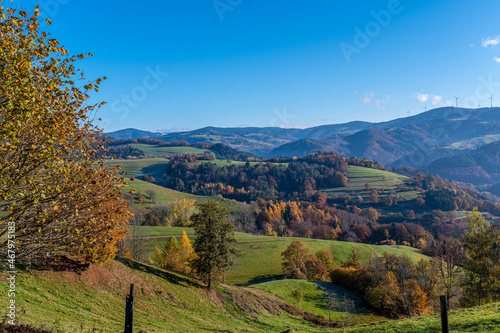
(427, 140), (500, 185)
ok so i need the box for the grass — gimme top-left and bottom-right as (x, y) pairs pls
(120, 179), (243, 213)
(105, 157), (170, 179)
(129, 143), (209, 156)
(323, 165), (420, 201)
(342, 302), (500, 332)
(141, 230), (427, 285)
(0, 259), (332, 332)
(250, 280), (385, 325)
(4, 258), (499, 332)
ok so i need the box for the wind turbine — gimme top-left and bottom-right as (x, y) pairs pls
(455, 96), (460, 108)
(407, 109), (410, 117)
(477, 101), (481, 108)
(424, 105), (428, 112)
(490, 95), (494, 108)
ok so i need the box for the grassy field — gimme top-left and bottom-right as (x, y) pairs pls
(120, 179), (243, 213)
(129, 143), (210, 156)
(106, 157), (170, 179)
(0, 259), (334, 332)
(140, 229), (426, 285)
(251, 280), (385, 325)
(4, 257), (499, 332)
(324, 165), (420, 201)
(343, 302), (500, 332)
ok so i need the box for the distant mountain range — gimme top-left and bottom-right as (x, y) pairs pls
(105, 128), (162, 140)
(105, 107), (500, 169)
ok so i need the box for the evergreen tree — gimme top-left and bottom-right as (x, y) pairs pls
(190, 200), (240, 289)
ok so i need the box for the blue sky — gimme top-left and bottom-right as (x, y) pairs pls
(18, 0), (500, 132)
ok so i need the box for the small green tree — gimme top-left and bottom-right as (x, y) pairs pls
(292, 288), (304, 310)
(190, 200), (240, 289)
(461, 208), (500, 306)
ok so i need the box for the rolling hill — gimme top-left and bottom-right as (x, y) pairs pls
(139, 227), (427, 285)
(427, 140), (500, 185)
(108, 107), (500, 169)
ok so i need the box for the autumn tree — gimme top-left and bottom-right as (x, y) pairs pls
(0, 6), (130, 267)
(179, 230), (195, 273)
(170, 199), (197, 227)
(190, 200), (240, 289)
(369, 189), (379, 204)
(425, 237), (465, 305)
(315, 249), (337, 272)
(343, 248), (362, 269)
(461, 208), (500, 306)
(281, 240), (309, 279)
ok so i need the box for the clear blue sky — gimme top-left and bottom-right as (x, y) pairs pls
(18, 0), (500, 132)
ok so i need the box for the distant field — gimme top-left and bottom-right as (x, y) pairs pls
(142, 229), (426, 285)
(106, 157), (170, 179)
(444, 134), (500, 150)
(129, 143), (209, 155)
(120, 179), (243, 213)
(324, 165), (420, 201)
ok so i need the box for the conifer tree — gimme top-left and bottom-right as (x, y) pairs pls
(190, 200), (240, 289)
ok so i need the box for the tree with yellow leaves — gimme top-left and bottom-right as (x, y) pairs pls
(179, 230), (195, 273)
(170, 199), (197, 227)
(0, 6), (131, 267)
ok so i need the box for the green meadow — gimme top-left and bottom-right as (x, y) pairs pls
(324, 165), (420, 201)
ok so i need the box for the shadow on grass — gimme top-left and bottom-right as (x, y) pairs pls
(115, 257), (204, 289)
(243, 274), (284, 286)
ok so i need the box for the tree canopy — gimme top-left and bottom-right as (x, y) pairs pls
(0, 6), (131, 267)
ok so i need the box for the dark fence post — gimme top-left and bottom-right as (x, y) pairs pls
(440, 295), (449, 333)
(124, 284), (135, 333)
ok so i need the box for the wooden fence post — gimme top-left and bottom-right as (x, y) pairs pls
(440, 295), (449, 333)
(124, 284), (135, 333)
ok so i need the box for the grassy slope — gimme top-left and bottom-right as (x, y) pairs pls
(343, 302), (500, 332)
(1, 259), (330, 333)
(6, 257), (499, 332)
(129, 143), (210, 155)
(323, 165), (420, 201)
(121, 179), (243, 214)
(251, 280), (385, 325)
(139, 228), (425, 285)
